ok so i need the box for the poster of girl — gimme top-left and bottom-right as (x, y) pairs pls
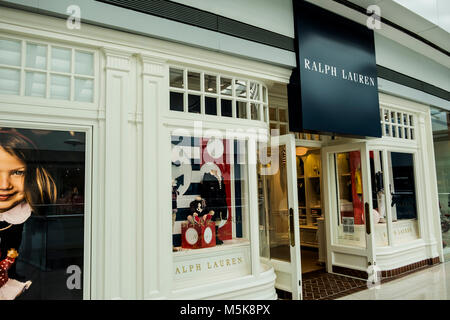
(0, 130), (57, 300)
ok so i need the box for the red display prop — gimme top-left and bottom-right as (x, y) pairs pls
(181, 221), (216, 249)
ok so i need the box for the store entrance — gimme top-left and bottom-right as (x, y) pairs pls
(296, 146), (326, 275)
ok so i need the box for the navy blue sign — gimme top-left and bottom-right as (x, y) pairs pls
(288, 1), (381, 138)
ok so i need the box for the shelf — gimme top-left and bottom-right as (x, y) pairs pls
(308, 175), (320, 179)
(341, 173), (351, 177)
(300, 242), (319, 248)
(298, 176), (304, 179)
(300, 224), (318, 230)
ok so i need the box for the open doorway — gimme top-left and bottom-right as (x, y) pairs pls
(296, 146), (326, 274)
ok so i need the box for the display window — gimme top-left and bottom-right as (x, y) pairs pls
(370, 150), (389, 247)
(387, 151), (419, 244)
(431, 106), (450, 260)
(334, 150), (366, 247)
(171, 132), (252, 284)
(0, 127), (86, 300)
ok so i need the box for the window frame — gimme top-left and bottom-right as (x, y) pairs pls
(0, 34), (98, 107)
(168, 65), (269, 124)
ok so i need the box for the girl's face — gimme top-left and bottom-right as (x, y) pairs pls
(0, 146), (26, 213)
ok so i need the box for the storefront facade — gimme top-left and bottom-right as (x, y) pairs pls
(0, 0), (448, 300)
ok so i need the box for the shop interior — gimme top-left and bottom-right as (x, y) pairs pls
(296, 146), (325, 274)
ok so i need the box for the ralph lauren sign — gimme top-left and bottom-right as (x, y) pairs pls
(288, 1), (381, 138)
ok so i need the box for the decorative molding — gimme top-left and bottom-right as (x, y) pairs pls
(139, 54), (167, 78)
(103, 48), (132, 72)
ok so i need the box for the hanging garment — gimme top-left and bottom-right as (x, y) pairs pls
(200, 172), (228, 221)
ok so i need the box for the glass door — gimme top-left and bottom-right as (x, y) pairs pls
(258, 134), (302, 299)
(322, 142), (377, 279)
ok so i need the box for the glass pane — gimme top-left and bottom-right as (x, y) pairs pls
(170, 68), (184, 88)
(0, 68), (20, 95)
(25, 71), (46, 97)
(171, 136), (251, 279)
(267, 145), (291, 261)
(26, 43), (47, 70)
(279, 109), (287, 122)
(388, 152), (419, 243)
(263, 106), (268, 122)
(385, 124), (390, 137)
(403, 113), (408, 126)
(235, 79), (247, 98)
(335, 151), (366, 247)
(269, 107), (277, 121)
(0, 128), (86, 299)
(220, 77), (232, 96)
(249, 82), (259, 100)
(236, 101), (247, 119)
(370, 150), (388, 247)
(221, 99), (232, 117)
(392, 125), (397, 138)
(74, 77), (93, 102)
(250, 103), (259, 120)
(262, 85), (267, 103)
(51, 47), (71, 73)
(383, 109), (389, 122)
(50, 74), (70, 100)
(0, 39), (21, 66)
(188, 94), (200, 113)
(390, 111), (395, 123)
(279, 124), (287, 135)
(431, 107), (450, 260)
(170, 91), (184, 112)
(75, 51), (93, 76)
(205, 96), (217, 115)
(188, 71), (200, 91)
(204, 74), (216, 93)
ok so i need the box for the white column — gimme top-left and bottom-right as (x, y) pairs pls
(102, 48), (138, 299)
(139, 55), (171, 299)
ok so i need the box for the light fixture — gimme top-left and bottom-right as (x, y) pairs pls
(296, 147), (308, 156)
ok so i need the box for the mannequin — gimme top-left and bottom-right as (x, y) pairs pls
(200, 169), (228, 245)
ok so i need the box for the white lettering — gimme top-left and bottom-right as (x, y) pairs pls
(304, 58), (311, 70)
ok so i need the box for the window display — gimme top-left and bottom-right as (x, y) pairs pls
(388, 151), (419, 243)
(0, 128), (85, 300)
(171, 135), (249, 250)
(334, 151), (366, 247)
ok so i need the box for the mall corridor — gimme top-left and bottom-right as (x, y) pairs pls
(338, 261), (450, 300)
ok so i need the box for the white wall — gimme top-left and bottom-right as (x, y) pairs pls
(375, 33), (450, 93)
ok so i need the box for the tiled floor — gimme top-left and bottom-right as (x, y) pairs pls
(338, 261), (450, 300)
(302, 270), (367, 300)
